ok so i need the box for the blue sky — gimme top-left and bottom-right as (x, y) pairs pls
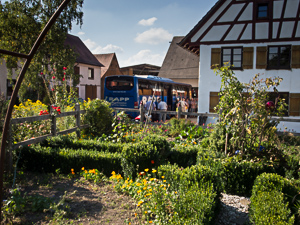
(70, 0), (216, 67)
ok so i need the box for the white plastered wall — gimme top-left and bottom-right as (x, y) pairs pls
(77, 63), (102, 100)
(198, 41), (300, 114)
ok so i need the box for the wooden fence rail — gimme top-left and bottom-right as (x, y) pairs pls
(113, 107), (300, 136)
(1, 103), (88, 171)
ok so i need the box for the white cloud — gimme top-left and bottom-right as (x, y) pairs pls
(77, 31), (85, 36)
(138, 17), (157, 26)
(83, 39), (124, 54)
(83, 39), (98, 50)
(135, 28), (173, 45)
(122, 49), (164, 67)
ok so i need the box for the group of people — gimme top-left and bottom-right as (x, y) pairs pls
(142, 96), (197, 122)
(144, 97), (168, 122)
(176, 97), (197, 115)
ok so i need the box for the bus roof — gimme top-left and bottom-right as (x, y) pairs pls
(107, 75), (191, 87)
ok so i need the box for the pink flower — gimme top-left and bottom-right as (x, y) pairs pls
(51, 88), (54, 91)
(64, 72), (66, 75)
(63, 77), (65, 81)
(40, 72), (43, 75)
(52, 76), (55, 79)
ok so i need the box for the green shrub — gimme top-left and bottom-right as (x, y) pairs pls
(158, 163), (223, 194)
(82, 99), (114, 137)
(120, 139), (168, 178)
(17, 145), (122, 177)
(42, 135), (123, 153)
(168, 118), (195, 137)
(169, 145), (199, 167)
(250, 190), (294, 225)
(250, 173), (300, 224)
(221, 157), (277, 196)
(156, 164), (220, 224)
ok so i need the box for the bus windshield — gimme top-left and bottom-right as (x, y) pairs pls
(105, 77), (134, 90)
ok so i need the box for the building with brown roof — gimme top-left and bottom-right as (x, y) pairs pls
(158, 36), (199, 98)
(65, 34), (104, 100)
(120, 64), (160, 76)
(94, 53), (123, 99)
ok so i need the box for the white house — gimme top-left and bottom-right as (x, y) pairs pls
(179, 0), (300, 119)
(65, 34), (103, 100)
(0, 34), (103, 101)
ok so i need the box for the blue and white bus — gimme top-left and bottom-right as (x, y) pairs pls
(104, 75), (192, 118)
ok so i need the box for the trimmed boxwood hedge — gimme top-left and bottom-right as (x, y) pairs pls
(17, 145), (122, 177)
(41, 135), (123, 153)
(250, 173), (300, 224)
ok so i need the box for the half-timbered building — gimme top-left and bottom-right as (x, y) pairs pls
(180, 0), (300, 116)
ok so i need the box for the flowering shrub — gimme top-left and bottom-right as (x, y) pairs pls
(213, 66), (287, 157)
(110, 168), (217, 224)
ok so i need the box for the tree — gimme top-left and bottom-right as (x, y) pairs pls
(211, 65), (287, 156)
(0, 0), (84, 104)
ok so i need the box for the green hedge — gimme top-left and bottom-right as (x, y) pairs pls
(250, 173), (300, 224)
(17, 145), (122, 176)
(157, 164), (219, 224)
(220, 157), (277, 196)
(168, 145), (199, 167)
(41, 136), (123, 153)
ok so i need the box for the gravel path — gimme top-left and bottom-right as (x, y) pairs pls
(215, 193), (251, 225)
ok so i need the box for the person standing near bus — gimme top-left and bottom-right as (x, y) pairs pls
(179, 98), (189, 119)
(157, 97), (167, 122)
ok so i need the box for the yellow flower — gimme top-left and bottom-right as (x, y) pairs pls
(71, 168), (74, 172)
(152, 169), (157, 173)
(137, 190), (142, 194)
(161, 176), (165, 179)
(145, 168), (149, 172)
(149, 221), (153, 224)
(144, 211), (147, 214)
(111, 171), (116, 175)
(81, 167), (85, 170)
(163, 180), (166, 182)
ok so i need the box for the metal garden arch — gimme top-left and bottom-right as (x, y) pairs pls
(0, 0), (72, 219)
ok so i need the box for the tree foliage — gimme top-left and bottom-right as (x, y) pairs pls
(0, 0), (84, 103)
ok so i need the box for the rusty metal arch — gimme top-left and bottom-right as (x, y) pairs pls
(0, 0), (72, 219)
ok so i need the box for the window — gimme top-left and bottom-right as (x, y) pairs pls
(209, 92), (219, 113)
(267, 46), (291, 69)
(257, 3), (268, 19)
(106, 76), (134, 90)
(88, 68), (94, 79)
(221, 47), (243, 69)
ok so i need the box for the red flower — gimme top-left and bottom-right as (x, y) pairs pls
(52, 76), (55, 79)
(62, 77), (65, 81)
(63, 67), (67, 70)
(40, 72), (43, 75)
(151, 160), (155, 164)
(64, 72), (66, 75)
(51, 88), (54, 91)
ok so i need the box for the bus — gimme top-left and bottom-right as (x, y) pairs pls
(104, 75), (192, 118)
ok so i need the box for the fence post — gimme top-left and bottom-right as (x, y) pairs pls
(50, 105), (56, 136)
(177, 105), (182, 119)
(75, 103), (81, 138)
(140, 107), (144, 123)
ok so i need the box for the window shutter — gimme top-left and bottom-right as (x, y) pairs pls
(243, 47), (253, 69)
(289, 93), (300, 116)
(256, 46), (267, 69)
(291, 45), (300, 68)
(209, 92), (219, 113)
(211, 48), (221, 69)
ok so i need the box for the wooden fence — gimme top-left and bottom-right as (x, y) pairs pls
(1, 103), (88, 171)
(113, 107), (300, 136)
